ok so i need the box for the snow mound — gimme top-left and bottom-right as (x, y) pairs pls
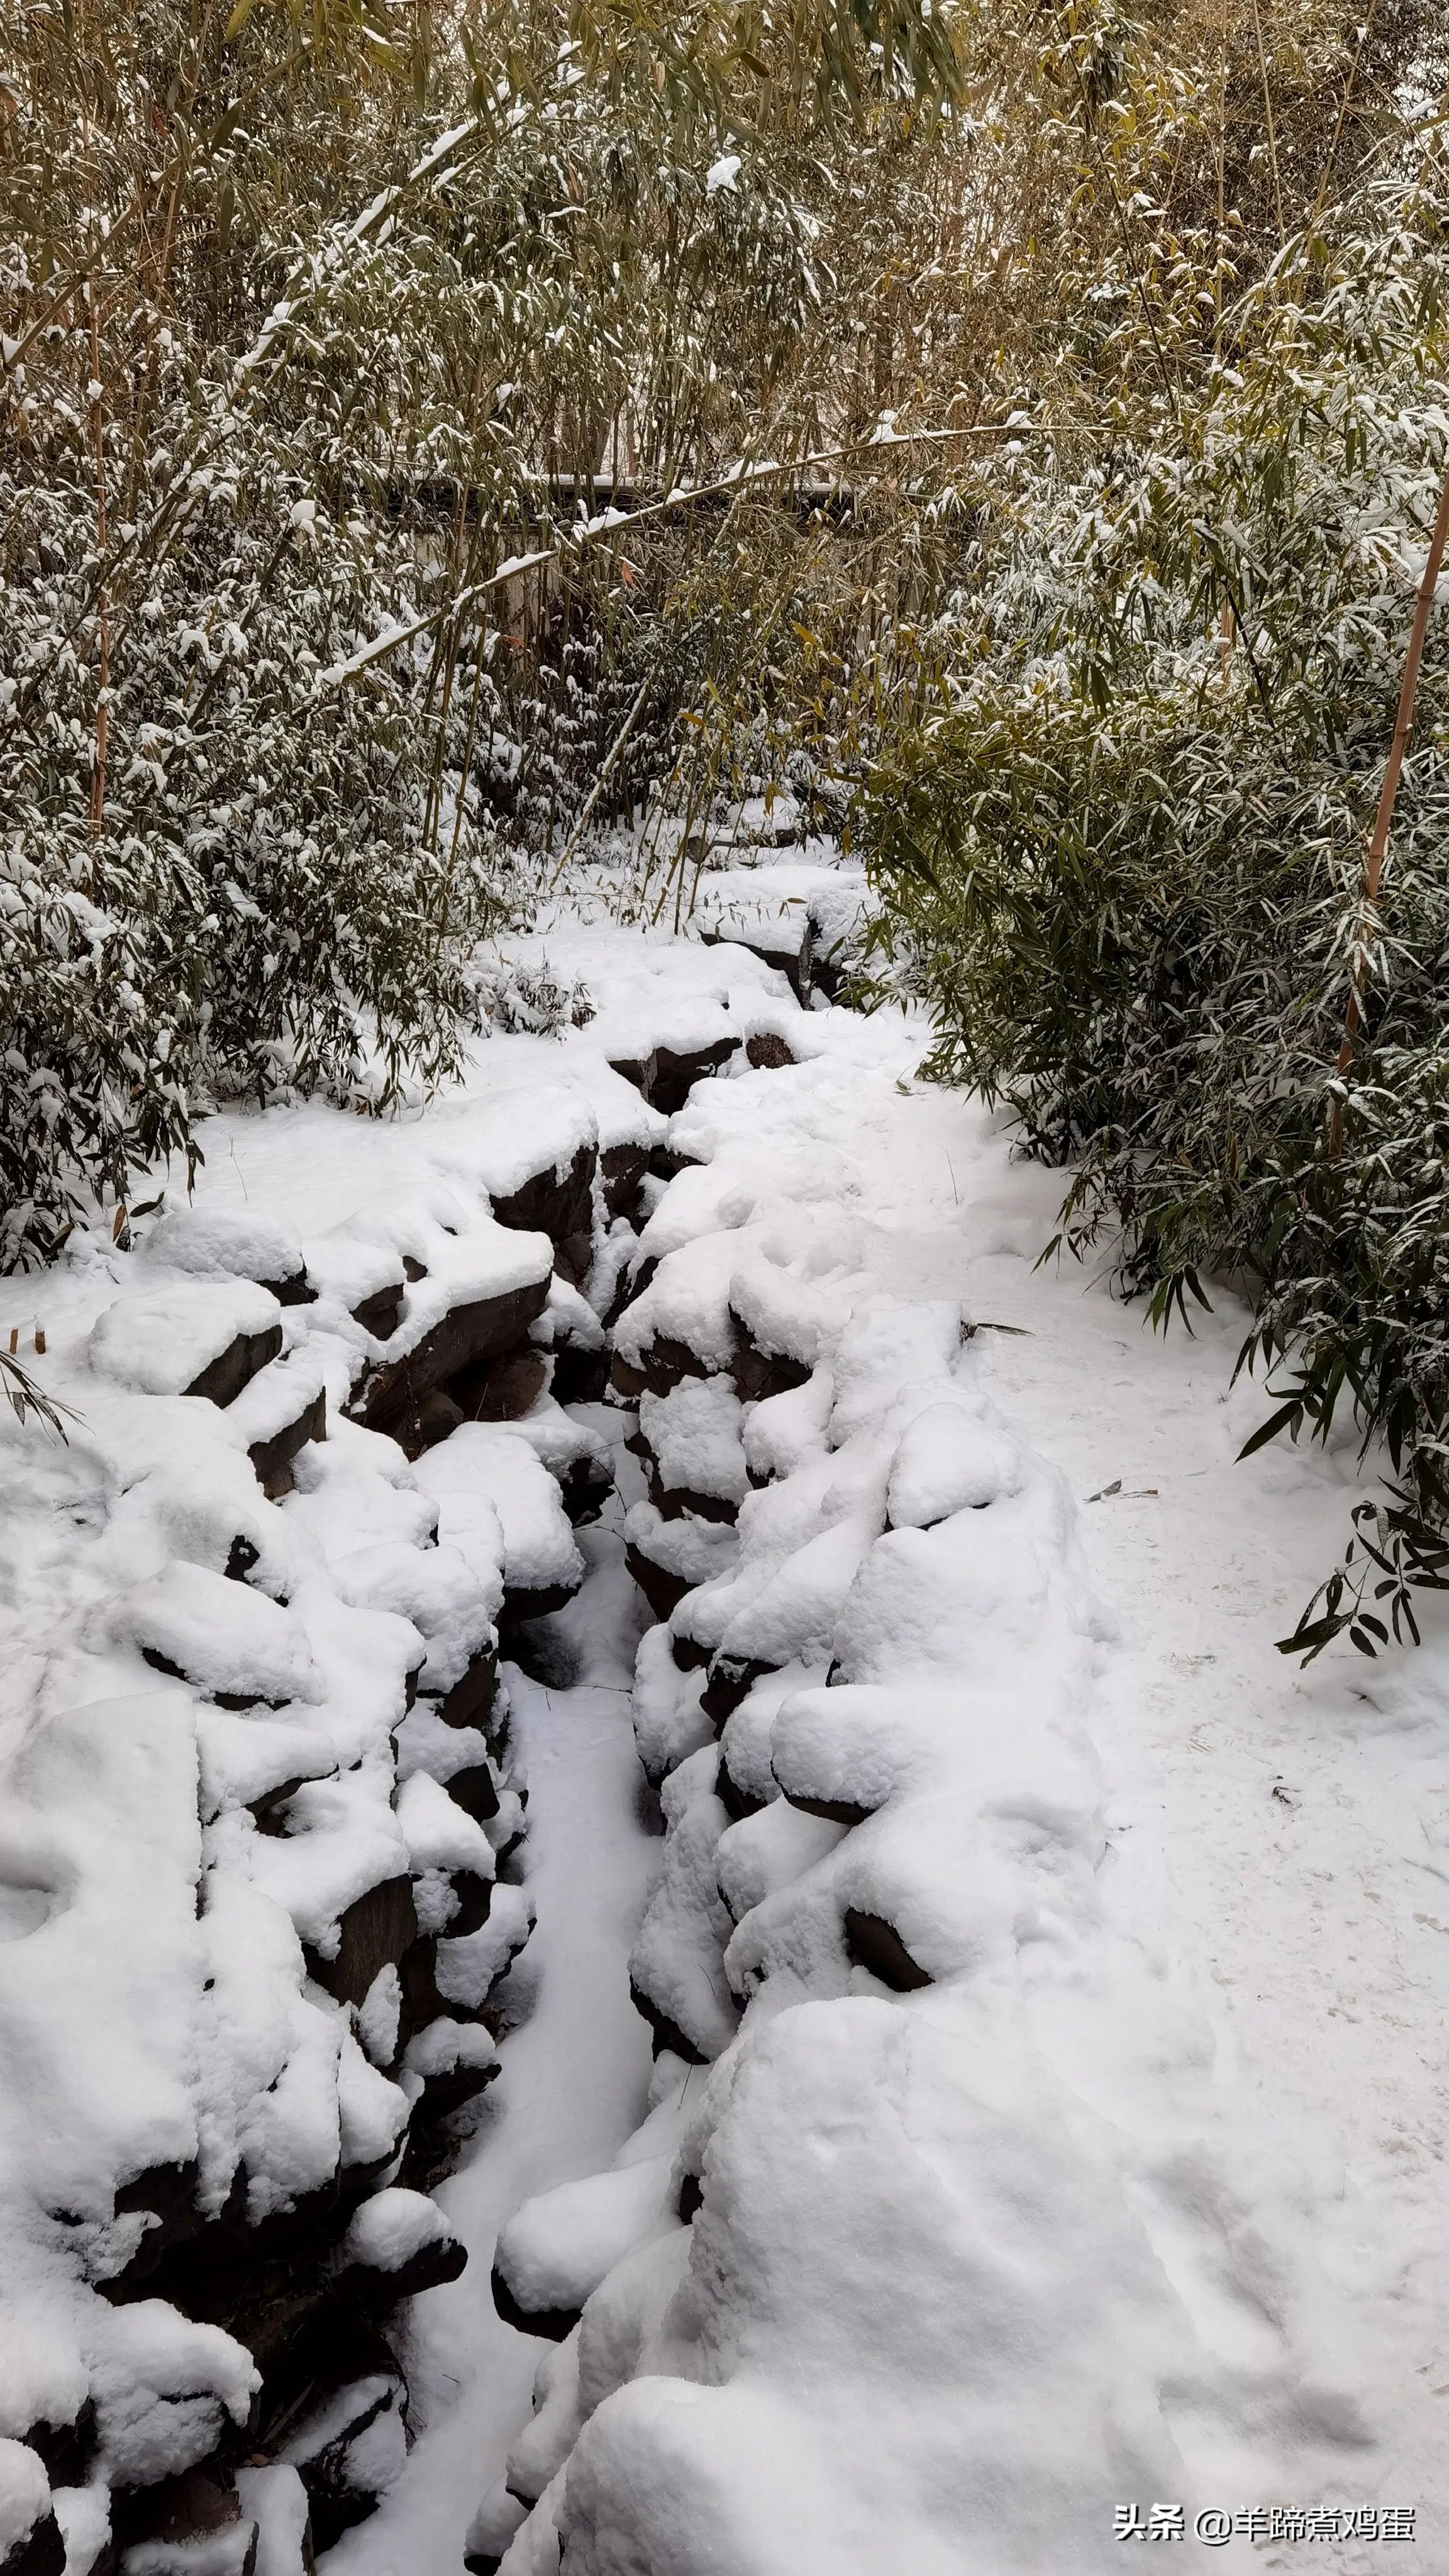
(142, 1204), (306, 1293)
(416, 1424), (584, 1606)
(489, 980), (1389, 2576)
(89, 1279), (281, 1398)
(114, 1562), (323, 1706)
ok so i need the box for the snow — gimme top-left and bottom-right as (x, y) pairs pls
(238, 2463), (313, 2576)
(424, 1084), (596, 1207)
(528, 1275), (606, 1358)
(396, 1770), (497, 1883)
(89, 2302), (258, 2487)
(506, 1392), (612, 1501)
(630, 1623), (714, 1784)
(396, 918), (1445, 2576)
(114, 1560), (324, 1704)
(415, 1424), (583, 1602)
(4, 905), (1449, 2576)
(286, 1430), (441, 1558)
(88, 1278), (280, 1396)
(494, 2156), (676, 2319)
(637, 1376), (747, 1509)
(688, 858), (868, 987)
(222, 1341), (332, 1452)
(0, 2436), (52, 2555)
(435, 1885), (538, 2010)
(330, 1540), (499, 1690)
(344, 2187), (450, 2273)
(325, 1531), (657, 2576)
(142, 1203), (306, 1291)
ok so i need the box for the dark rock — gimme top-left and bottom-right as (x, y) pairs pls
(701, 1654), (773, 1729)
(445, 1349), (549, 1424)
(23, 2402), (96, 2491)
(414, 1389), (467, 1450)
(185, 1323), (284, 1409)
(489, 2262), (580, 2345)
(623, 1545), (692, 1624)
(554, 1453), (613, 1526)
(599, 1142), (649, 1223)
(431, 1642), (498, 1731)
(264, 1269), (318, 1310)
(605, 1050), (655, 1100)
(548, 1343), (609, 1406)
(102, 2157), (203, 2297)
(441, 1761), (500, 1826)
(607, 1038), (738, 1115)
(728, 1320), (812, 1404)
(353, 1277), (552, 1451)
(111, 2465), (245, 2555)
(397, 1935), (449, 2037)
(716, 1752), (766, 1823)
(554, 1230), (593, 1289)
(677, 2172), (704, 2223)
(399, 2051), (500, 2151)
(670, 1631), (712, 1672)
(628, 1974), (709, 2065)
(1, 2512), (65, 2576)
(647, 1470), (736, 1527)
(745, 1030), (797, 1070)
(343, 2233), (467, 2314)
(842, 1907), (933, 1992)
(489, 1143), (596, 1255)
(306, 1878), (418, 2008)
(351, 1280), (406, 1341)
(648, 1038), (738, 1115)
(497, 1578), (580, 1630)
(446, 1869), (494, 1938)
(600, 1265), (642, 1335)
(116, 2173), (338, 2363)
(780, 1785), (872, 1828)
(609, 1331), (716, 1404)
(811, 941), (850, 1001)
(225, 1534), (262, 1582)
(648, 1143), (706, 1184)
(252, 2311), (398, 2462)
(290, 2372), (406, 2557)
(248, 1388), (326, 1502)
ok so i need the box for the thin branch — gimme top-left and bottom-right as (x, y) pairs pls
(316, 416), (1119, 691)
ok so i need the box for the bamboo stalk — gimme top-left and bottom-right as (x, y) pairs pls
(1328, 455), (1449, 1159)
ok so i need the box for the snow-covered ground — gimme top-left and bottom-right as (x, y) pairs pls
(3, 877), (1446, 2575)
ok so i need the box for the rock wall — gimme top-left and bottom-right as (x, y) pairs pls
(468, 1021), (1385, 2576)
(0, 1081), (652, 2576)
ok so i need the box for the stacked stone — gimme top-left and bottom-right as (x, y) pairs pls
(0, 1104), (616, 2576)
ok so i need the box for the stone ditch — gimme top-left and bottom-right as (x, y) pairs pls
(1, 1008), (816, 2576)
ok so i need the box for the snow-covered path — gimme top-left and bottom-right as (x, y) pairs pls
(844, 1067), (1449, 2533)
